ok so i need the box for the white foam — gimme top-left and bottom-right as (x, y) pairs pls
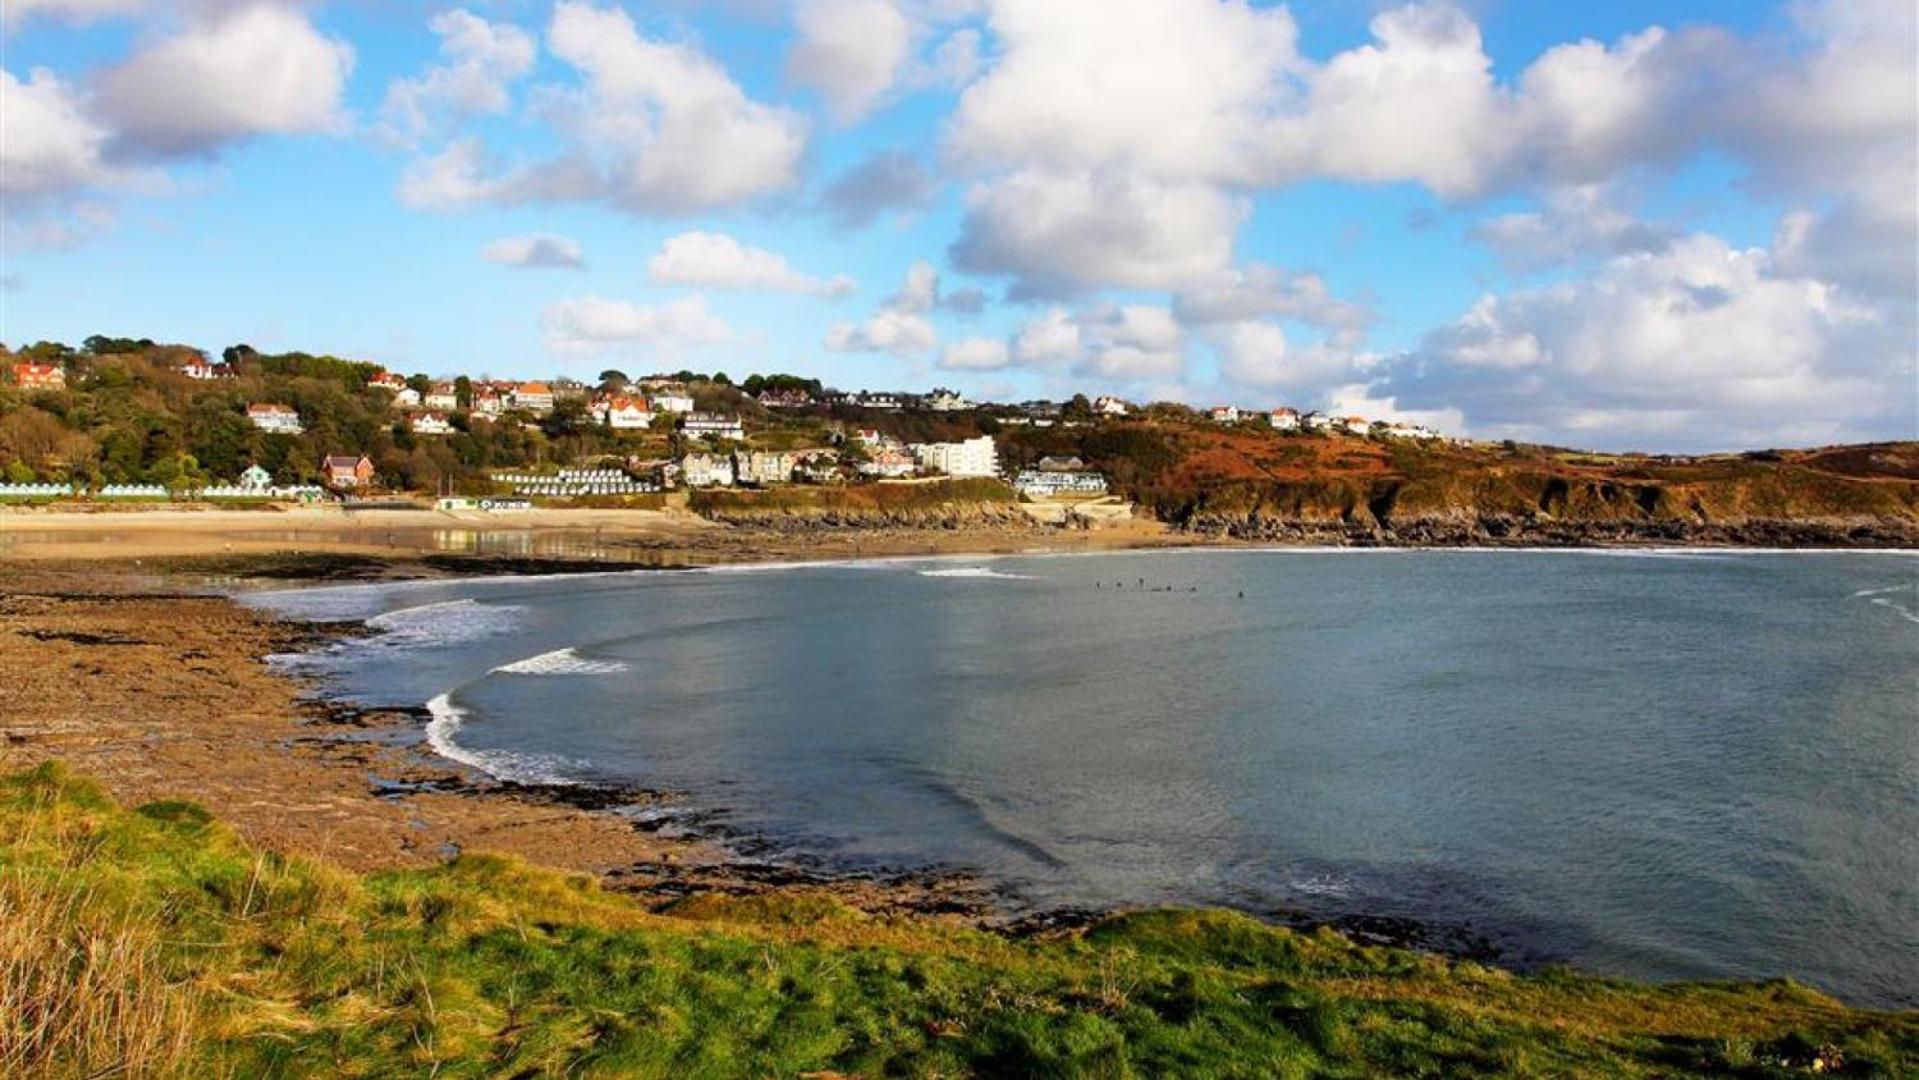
(1853, 583), (1916, 597)
(491, 647), (628, 676)
(424, 692), (581, 785)
(918, 566), (1038, 580)
(363, 598), (523, 648)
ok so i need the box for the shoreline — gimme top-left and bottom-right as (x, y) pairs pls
(6, 530), (1915, 1001)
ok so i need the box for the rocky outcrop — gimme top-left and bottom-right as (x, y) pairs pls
(697, 500), (1036, 534)
(1183, 512), (1919, 548)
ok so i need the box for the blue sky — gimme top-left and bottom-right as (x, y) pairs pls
(2, 0), (1913, 451)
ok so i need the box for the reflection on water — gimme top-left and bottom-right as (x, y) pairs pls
(0, 524), (688, 564)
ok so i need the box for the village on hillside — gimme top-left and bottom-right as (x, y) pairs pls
(0, 339), (1452, 508)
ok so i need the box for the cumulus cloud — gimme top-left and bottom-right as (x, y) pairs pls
(820, 150), (936, 229)
(940, 337), (1010, 370)
(93, 3), (355, 157)
(1469, 185), (1677, 273)
(0, 67), (121, 202)
(646, 231), (854, 297)
(1174, 263), (1375, 331)
(1381, 232), (1912, 450)
(1213, 321), (1370, 395)
(482, 233), (585, 269)
(823, 261), (947, 356)
(4, 0), (146, 26)
(1074, 304), (1186, 382)
(950, 169), (1244, 296)
(788, 0), (913, 123)
(378, 8), (536, 148)
(542, 294), (734, 357)
(1010, 308), (1081, 366)
(400, 1), (806, 216)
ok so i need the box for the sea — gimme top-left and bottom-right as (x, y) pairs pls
(243, 548), (1919, 1007)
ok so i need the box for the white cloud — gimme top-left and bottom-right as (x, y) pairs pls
(1469, 185), (1676, 273)
(1384, 232), (1912, 450)
(93, 3), (355, 157)
(1075, 304), (1186, 382)
(3, 0), (146, 26)
(378, 9), (537, 147)
(788, 0), (913, 123)
(1174, 263), (1374, 330)
(824, 261), (944, 356)
(820, 150), (936, 228)
(0, 67), (120, 202)
(950, 169), (1243, 296)
(542, 294), (734, 357)
(1214, 321), (1370, 395)
(400, 2), (806, 216)
(948, 0), (1303, 183)
(482, 233), (585, 269)
(647, 231), (854, 297)
(1010, 308), (1081, 365)
(940, 337), (1010, 370)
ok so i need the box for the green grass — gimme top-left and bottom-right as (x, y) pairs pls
(3, 762), (1912, 1078)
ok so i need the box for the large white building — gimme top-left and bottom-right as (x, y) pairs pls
(912, 435), (998, 478)
(680, 453), (735, 488)
(682, 413), (745, 440)
(246, 403), (304, 435)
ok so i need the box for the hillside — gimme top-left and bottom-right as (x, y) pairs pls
(6, 762), (1912, 1078)
(996, 424), (1919, 545)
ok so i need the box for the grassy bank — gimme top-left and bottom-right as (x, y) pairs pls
(4, 763), (1911, 1078)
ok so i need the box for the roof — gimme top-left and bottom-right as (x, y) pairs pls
(518, 381), (552, 393)
(14, 362), (60, 374)
(247, 403), (295, 414)
(323, 455), (369, 468)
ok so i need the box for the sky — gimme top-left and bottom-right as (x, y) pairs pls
(2, 0), (1914, 452)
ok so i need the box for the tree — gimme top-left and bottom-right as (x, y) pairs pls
(455, 375), (473, 410)
(1063, 394), (1094, 421)
(598, 369), (630, 389)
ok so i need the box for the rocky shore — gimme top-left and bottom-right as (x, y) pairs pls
(1184, 511), (1919, 548)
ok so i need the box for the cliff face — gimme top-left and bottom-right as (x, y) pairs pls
(1113, 434), (1919, 547)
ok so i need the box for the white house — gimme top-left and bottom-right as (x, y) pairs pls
(650, 392), (694, 414)
(735, 450), (798, 486)
(1338, 415), (1371, 434)
(859, 448), (918, 478)
(238, 464), (273, 491)
(681, 412), (745, 440)
(1209, 405), (1242, 423)
(679, 452), (735, 488)
(512, 382), (554, 414)
(597, 396), (656, 430)
(471, 389), (505, 418)
(912, 435), (998, 478)
(246, 403), (304, 435)
(853, 391), (903, 410)
(424, 381), (460, 411)
(926, 388), (971, 412)
(1268, 408), (1300, 431)
(368, 370), (407, 391)
(1015, 470), (1110, 498)
(390, 387), (422, 410)
(412, 412), (454, 435)
(1093, 395), (1130, 417)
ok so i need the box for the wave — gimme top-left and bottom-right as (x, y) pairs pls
(1853, 583), (1916, 597)
(424, 692), (581, 785)
(491, 647), (627, 676)
(363, 598), (524, 648)
(918, 566), (1038, 580)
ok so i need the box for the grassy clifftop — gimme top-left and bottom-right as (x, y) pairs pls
(5, 763), (1912, 1078)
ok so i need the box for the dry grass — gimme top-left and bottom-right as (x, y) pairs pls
(0, 864), (198, 1079)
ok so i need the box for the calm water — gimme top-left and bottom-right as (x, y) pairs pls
(247, 549), (1919, 1006)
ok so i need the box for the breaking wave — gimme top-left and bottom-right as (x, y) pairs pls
(491, 647), (628, 676)
(424, 692), (581, 785)
(918, 566), (1038, 580)
(364, 598), (524, 648)
(1853, 582), (1919, 624)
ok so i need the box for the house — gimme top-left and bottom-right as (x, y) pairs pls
(424, 381), (460, 411)
(1209, 405), (1242, 423)
(681, 412), (745, 441)
(926, 388), (971, 412)
(1338, 415), (1372, 434)
(1385, 422), (1442, 440)
(551, 378), (590, 402)
(1093, 395), (1130, 417)
(180, 359), (233, 380)
(246, 403), (305, 435)
(390, 386), (422, 410)
(368, 370), (408, 391)
(596, 396), (655, 430)
(512, 382), (554, 414)
(411, 412), (454, 435)
(735, 450), (798, 486)
(859, 447), (918, 478)
(471, 388), (505, 418)
(11, 362), (65, 391)
(852, 427), (886, 447)
(1015, 469), (1110, 498)
(912, 435), (998, 478)
(757, 388), (813, 409)
(1268, 407), (1300, 431)
(1300, 412), (1334, 432)
(679, 452), (735, 488)
(649, 391), (694, 414)
(322, 454), (374, 488)
(852, 391), (903, 410)
(794, 450), (843, 484)
(238, 464), (273, 491)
